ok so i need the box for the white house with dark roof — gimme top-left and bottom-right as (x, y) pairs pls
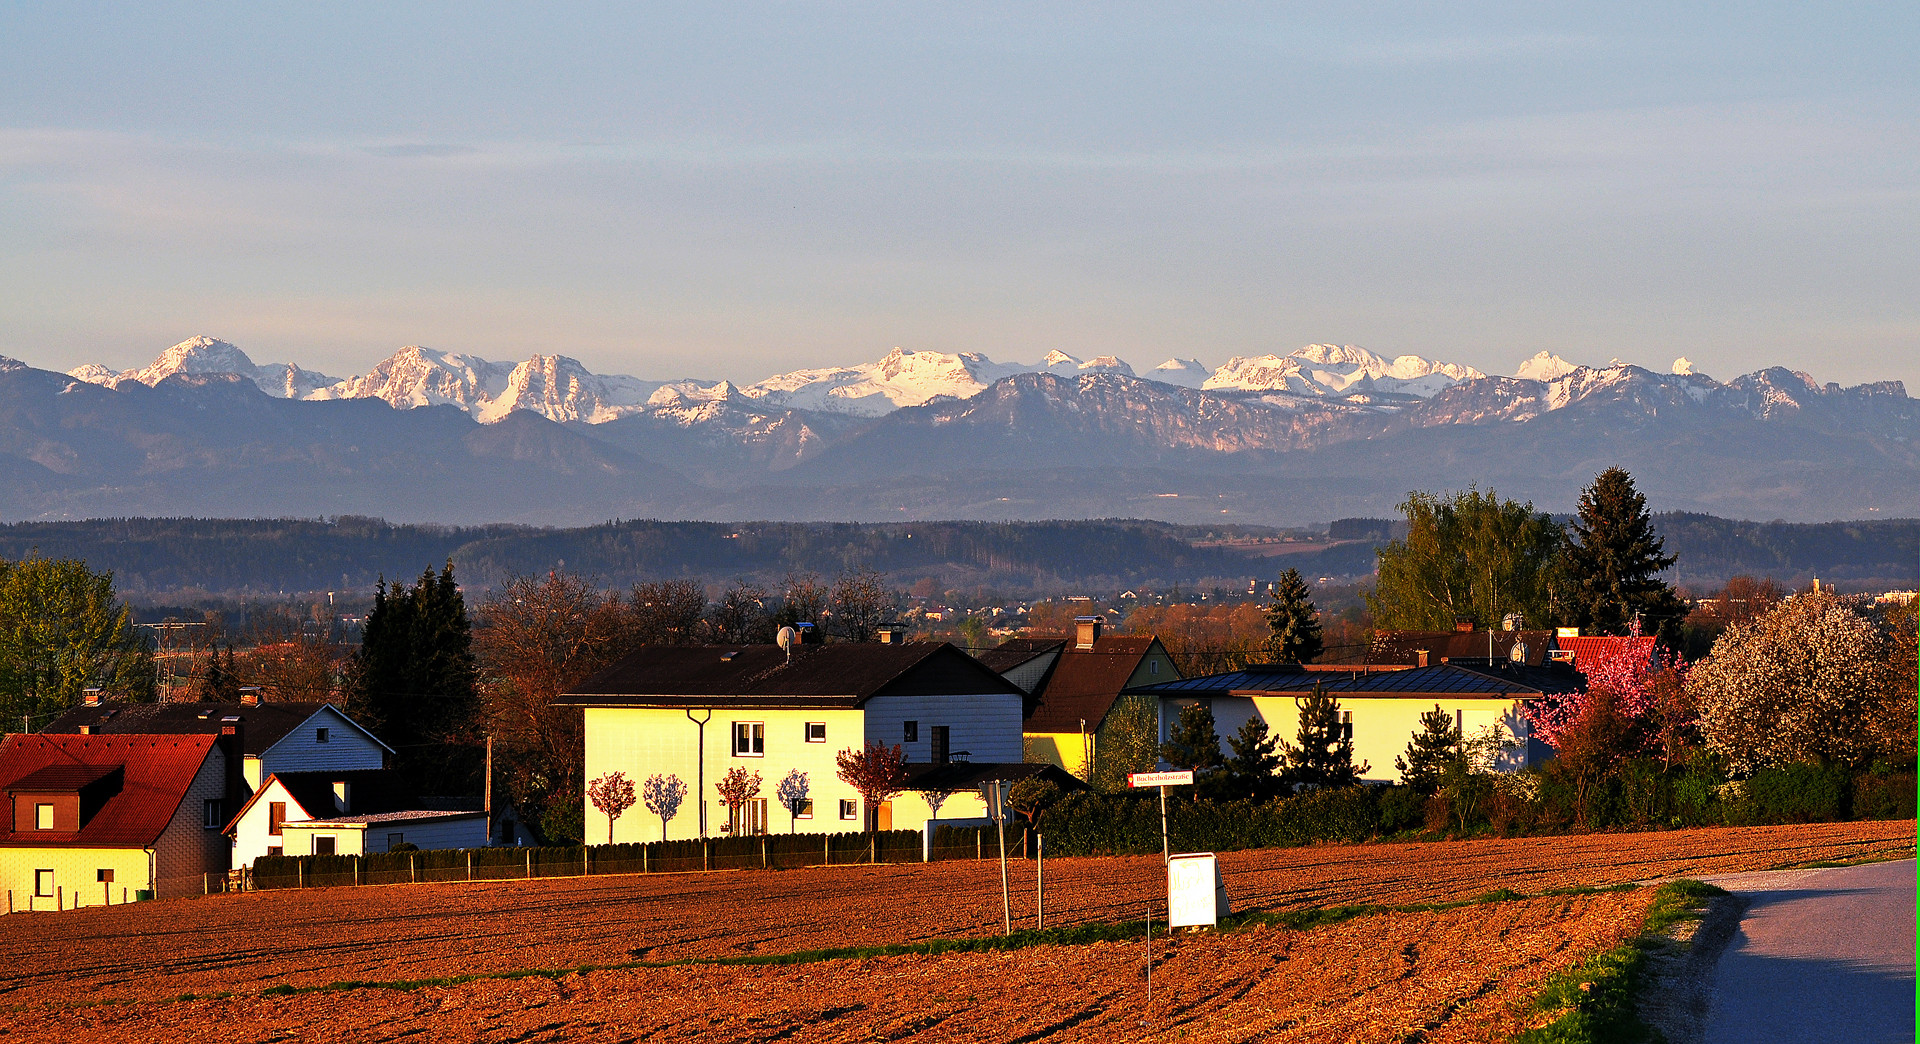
(556, 640), (1064, 842)
(225, 769), (488, 865)
(44, 698), (390, 794)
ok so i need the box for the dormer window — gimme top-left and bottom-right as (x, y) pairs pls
(35, 803), (53, 830)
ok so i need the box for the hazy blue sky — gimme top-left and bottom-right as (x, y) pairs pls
(3, 4), (1914, 386)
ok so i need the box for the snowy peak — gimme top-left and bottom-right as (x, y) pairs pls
(1514, 351), (1578, 381)
(742, 346), (1007, 416)
(314, 345), (513, 411)
(1149, 358), (1211, 388)
(1202, 344), (1481, 399)
(69, 336), (345, 399)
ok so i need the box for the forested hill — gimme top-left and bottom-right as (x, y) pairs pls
(0, 514), (1911, 601)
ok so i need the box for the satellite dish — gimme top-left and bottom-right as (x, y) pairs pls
(777, 626), (797, 653)
(1509, 641), (1529, 664)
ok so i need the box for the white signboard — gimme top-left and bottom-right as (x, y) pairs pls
(1129, 770), (1195, 788)
(1166, 852), (1232, 928)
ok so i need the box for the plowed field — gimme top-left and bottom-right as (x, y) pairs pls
(0, 821), (1909, 1043)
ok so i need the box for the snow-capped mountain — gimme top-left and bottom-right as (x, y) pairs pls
(71, 336), (344, 400)
(1203, 344), (1483, 398)
(1514, 351), (1578, 381)
(307, 345), (514, 411)
(1149, 358), (1211, 388)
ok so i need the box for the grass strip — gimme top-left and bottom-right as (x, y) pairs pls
(1511, 879), (1727, 1044)
(240, 882), (1644, 1002)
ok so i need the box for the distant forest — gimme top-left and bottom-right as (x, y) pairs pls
(0, 513), (1910, 602)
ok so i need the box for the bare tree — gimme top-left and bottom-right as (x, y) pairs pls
(627, 579), (708, 644)
(831, 568), (895, 642)
(774, 571), (828, 630)
(709, 581), (772, 644)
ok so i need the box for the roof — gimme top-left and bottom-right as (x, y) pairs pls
(0, 734), (219, 848)
(556, 642), (1026, 708)
(1024, 636), (1165, 733)
(41, 701), (391, 756)
(226, 769), (426, 832)
(1131, 661), (1577, 699)
(972, 638), (1064, 674)
(286, 809), (487, 827)
(901, 761), (1086, 793)
(1555, 636), (1658, 667)
(1369, 630), (1557, 667)
(6, 763), (123, 791)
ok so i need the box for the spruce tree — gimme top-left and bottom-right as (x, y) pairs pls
(1560, 468), (1688, 637)
(1281, 686), (1368, 789)
(353, 562), (482, 792)
(1159, 702), (1227, 789)
(1263, 568), (1324, 664)
(1224, 716), (1285, 801)
(1393, 704), (1461, 795)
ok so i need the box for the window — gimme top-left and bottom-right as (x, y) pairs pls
(1341, 710), (1354, 742)
(34, 870), (53, 897)
(268, 801), (286, 836)
(35, 803), (53, 830)
(204, 799), (223, 829)
(1150, 659), (1160, 675)
(315, 727), (330, 743)
(313, 836), (337, 856)
(805, 722), (827, 743)
(96, 869), (114, 884)
(387, 833), (405, 849)
(903, 720), (919, 742)
(839, 799), (858, 820)
(732, 721), (764, 756)
(930, 725), (950, 765)
(795, 799), (814, 820)
(267, 846), (282, 858)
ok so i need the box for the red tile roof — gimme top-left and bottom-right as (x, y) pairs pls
(1554, 636), (1658, 668)
(0, 734), (219, 849)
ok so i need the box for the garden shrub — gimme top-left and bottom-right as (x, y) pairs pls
(1731, 763), (1849, 824)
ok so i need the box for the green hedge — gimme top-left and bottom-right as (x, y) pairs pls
(1033, 786), (1390, 857)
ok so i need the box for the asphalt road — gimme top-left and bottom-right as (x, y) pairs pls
(1701, 858), (1916, 1044)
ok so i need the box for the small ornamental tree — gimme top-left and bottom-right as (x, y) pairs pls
(775, 769), (810, 833)
(586, 771), (637, 844)
(1394, 705), (1462, 796)
(1006, 777), (1063, 833)
(714, 766), (763, 835)
(1263, 568), (1324, 664)
(641, 773), (688, 841)
(1281, 686), (1368, 790)
(835, 742), (908, 831)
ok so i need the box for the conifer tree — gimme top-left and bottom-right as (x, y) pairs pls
(353, 562), (481, 791)
(1393, 704), (1461, 795)
(1560, 468), (1688, 637)
(1281, 686), (1368, 789)
(1159, 702), (1227, 788)
(1263, 568), (1324, 664)
(1224, 716), (1285, 801)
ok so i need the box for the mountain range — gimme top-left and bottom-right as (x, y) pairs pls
(3, 336), (1913, 526)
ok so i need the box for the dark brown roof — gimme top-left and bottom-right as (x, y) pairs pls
(556, 642), (1026, 708)
(1025, 636), (1165, 733)
(1134, 660), (1579, 699)
(5, 763), (121, 791)
(42, 701), (365, 756)
(972, 638), (1064, 674)
(0, 734), (219, 848)
(1369, 630), (1556, 667)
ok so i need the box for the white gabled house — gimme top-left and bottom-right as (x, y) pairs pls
(225, 769), (489, 865)
(556, 640), (1065, 843)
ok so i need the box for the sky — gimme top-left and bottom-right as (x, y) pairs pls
(2, 4), (1915, 387)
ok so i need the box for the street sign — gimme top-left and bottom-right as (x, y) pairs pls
(1129, 770), (1194, 788)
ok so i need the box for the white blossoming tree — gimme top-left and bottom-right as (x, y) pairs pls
(641, 773), (689, 841)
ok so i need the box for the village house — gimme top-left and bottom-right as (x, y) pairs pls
(1132, 659), (1578, 783)
(224, 769), (489, 865)
(0, 733), (233, 907)
(556, 639), (1043, 842)
(45, 695), (389, 793)
(976, 617), (1179, 779)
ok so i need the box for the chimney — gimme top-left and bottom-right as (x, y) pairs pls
(1416, 649), (1431, 668)
(1075, 616), (1104, 650)
(876, 625), (905, 645)
(81, 688), (102, 707)
(239, 687), (260, 706)
(1453, 618), (1473, 633)
(332, 780), (351, 814)
(218, 718), (245, 818)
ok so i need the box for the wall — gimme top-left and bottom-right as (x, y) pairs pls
(0, 847), (150, 911)
(259, 707), (386, 781)
(1025, 732), (1093, 778)
(230, 777), (305, 868)
(365, 815), (488, 853)
(152, 747), (231, 897)
(1001, 651), (1059, 694)
(1162, 694), (1539, 784)
(281, 823), (363, 857)
(862, 692), (1024, 764)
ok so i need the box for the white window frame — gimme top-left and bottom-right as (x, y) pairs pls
(733, 721), (765, 757)
(805, 721), (827, 743)
(795, 799), (814, 820)
(203, 799), (223, 829)
(839, 798), (858, 821)
(313, 835), (337, 856)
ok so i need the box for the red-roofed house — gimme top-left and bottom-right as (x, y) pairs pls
(1551, 635), (1660, 670)
(0, 734), (231, 908)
